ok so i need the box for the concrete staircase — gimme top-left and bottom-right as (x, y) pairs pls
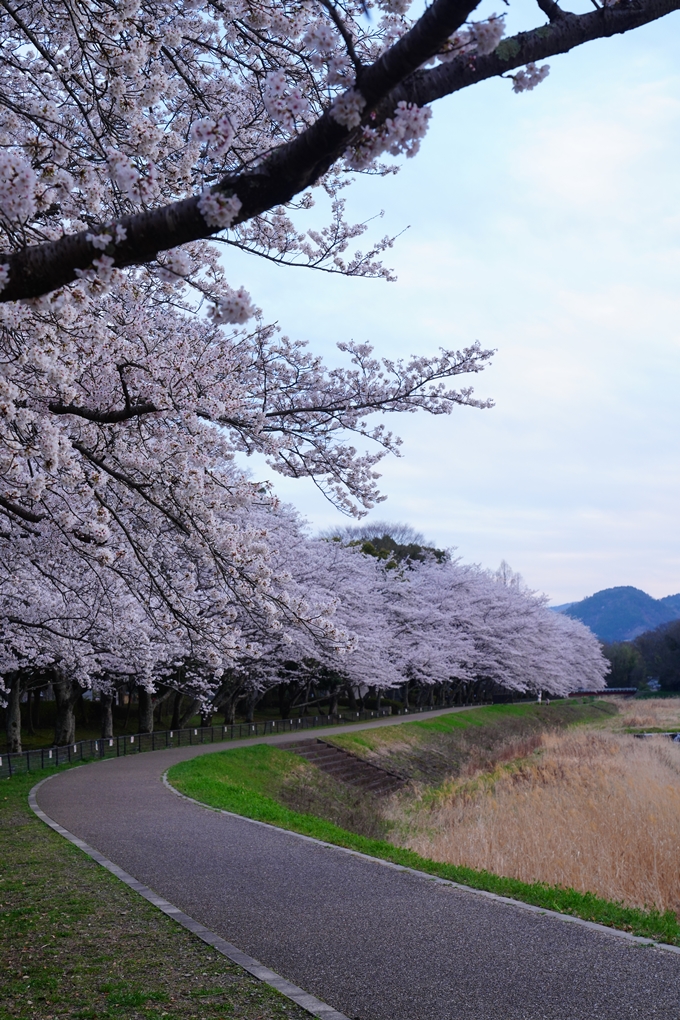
(281, 738), (406, 795)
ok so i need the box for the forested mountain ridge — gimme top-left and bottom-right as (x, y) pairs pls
(559, 587), (680, 643)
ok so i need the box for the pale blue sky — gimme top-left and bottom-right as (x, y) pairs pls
(230, 8), (680, 605)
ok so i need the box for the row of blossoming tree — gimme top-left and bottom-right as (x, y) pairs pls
(0, 0), (660, 748)
(3, 510), (607, 752)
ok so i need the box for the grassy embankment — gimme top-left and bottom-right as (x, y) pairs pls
(0, 769), (309, 1020)
(168, 700), (680, 947)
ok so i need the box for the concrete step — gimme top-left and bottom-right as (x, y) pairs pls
(280, 738), (407, 796)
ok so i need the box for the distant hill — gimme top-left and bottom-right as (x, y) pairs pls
(659, 593), (680, 616)
(559, 586), (680, 642)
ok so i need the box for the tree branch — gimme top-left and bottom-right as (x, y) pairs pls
(317, 0), (363, 75)
(535, 0), (568, 22)
(392, 0), (680, 109)
(0, 493), (45, 523)
(48, 400), (158, 423)
(1, 0), (678, 304)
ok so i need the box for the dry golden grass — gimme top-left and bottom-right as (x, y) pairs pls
(402, 728), (680, 914)
(608, 696), (680, 733)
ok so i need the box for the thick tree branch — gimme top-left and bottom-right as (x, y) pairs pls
(1, 0), (678, 304)
(389, 0), (680, 109)
(48, 400), (158, 423)
(0, 493), (45, 523)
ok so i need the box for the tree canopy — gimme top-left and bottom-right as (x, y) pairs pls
(1, 0), (655, 722)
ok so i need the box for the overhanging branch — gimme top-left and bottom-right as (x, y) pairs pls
(49, 400), (159, 423)
(0, 493), (45, 523)
(391, 0), (680, 109)
(0, 0), (678, 304)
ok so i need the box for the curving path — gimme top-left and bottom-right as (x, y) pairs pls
(35, 711), (680, 1020)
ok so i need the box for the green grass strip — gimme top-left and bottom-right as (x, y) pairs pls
(328, 700), (616, 755)
(2, 766), (307, 1020)
(168, 744), (680, 949)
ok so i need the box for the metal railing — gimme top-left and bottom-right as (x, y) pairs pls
(0, 696), (542, 780)
(0, 707), (397, 779)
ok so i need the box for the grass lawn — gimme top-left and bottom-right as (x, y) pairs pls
(167, 702), (680, 948)
(0, 769), (309, 1020)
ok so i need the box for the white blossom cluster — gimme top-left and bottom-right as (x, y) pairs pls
(511, 63), (551, 93)
(263, 70), (311, 129)
(197, 190), (243, 230)
(346, 102), (432, 171)
(330, 89), (367, 129)
(439, 14), (505, 62)
(155, 249), (193, 284)
(0, 151), (37, 226)
(208, 284), (255, 324)
(190, 116), (236, 158)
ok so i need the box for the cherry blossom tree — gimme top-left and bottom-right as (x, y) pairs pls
(0, 266), (495, 709)
(0, 0), (675, 300)
(0, 0), (631, 733)
(1, 496), (349, 747)
(378, 556), (608, 698)
(233, 535), (608, 716)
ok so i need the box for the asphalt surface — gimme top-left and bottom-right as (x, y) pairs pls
(36, 711), (680, 1020)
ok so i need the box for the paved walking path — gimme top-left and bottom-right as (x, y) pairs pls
(35, 709), (680, 1019)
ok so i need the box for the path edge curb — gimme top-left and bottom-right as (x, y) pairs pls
(28, 773), (351, 1020)
(162, 772), (680, 957)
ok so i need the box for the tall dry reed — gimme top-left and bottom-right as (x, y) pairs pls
(403, 729), (680, 914)
(609, 696), (680, 734)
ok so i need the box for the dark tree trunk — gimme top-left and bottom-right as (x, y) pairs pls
(211, 674), (239, 727)
(33, 687), (41, 729)
(278, 682), (296, 719)
(200, 707), (213, 727)
(346, 683), (357, 710)
(178, 698), (201, 729)
(149, 688), (172, 727)
(100, 693), (114, 739)
(328, 689), (339, 716)
(5, 674), (22, 753)
(53, 676), (79, 746)
(138, 687), (154, 734)
(170, 691), (183, 730)
(223, 697), (237, 724)
(375, 687), (382, 711)
(123, 684), (133, 729)
(26, 686), (36, 736)
(245, 689), (259, 724)
(78, 692), (88, 725)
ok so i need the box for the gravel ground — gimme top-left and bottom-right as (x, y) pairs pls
(35, 718), (680, 1020)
